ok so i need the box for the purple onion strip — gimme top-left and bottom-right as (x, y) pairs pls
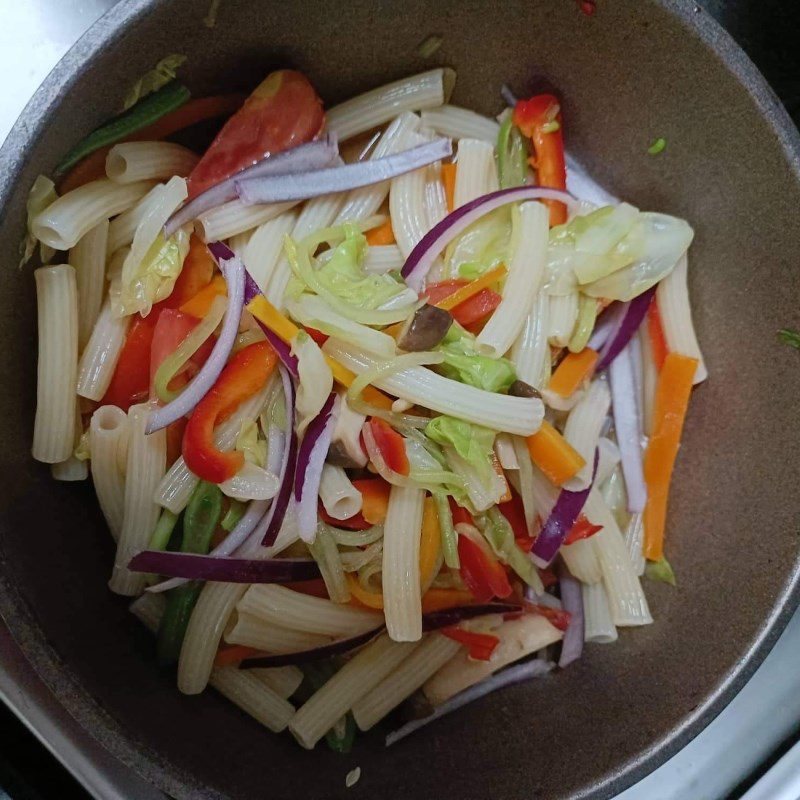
(557, 563), (585, 668)
(531, 450), (599, 568)
(401, 186), (577, 292)
(594, 286), (656, 372)
(164, 134), (340, 237)
(128, 551), (320, 583)
(609, 343), (648, 513)
(235, 138), (452, 205)
(294, 393), (339, 542)
(145, 246), (244, 434)
(254, 365), (298, 548)
(238, 603), (521, 669)
(386, 659), (555, 747)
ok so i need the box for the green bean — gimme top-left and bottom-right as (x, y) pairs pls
(221, 499), (246, 532)
(157, 481), (223, 664)
(497, 115), (529, 189)
(433, 489), (459, 569)
(148, 509), (180, 551)
(54, 81), (191, 176)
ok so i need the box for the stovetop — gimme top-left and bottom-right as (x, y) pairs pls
(0, 2), (798, 799)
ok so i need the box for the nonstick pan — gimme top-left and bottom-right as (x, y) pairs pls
(1, 1), (799, 798)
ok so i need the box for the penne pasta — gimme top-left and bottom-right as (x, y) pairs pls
(77, 299), (129, 401)
(89, 405), (130, 542)
(382, 485), (425, 641)
(106, 141), (199, 184)
(32, 265), (79, 464)
(420, 105), (501, 143)
(70, 220), (109, 351)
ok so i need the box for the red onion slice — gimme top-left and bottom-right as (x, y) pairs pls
(128, 551), (320, 582)
(164, 134), (340, 237)
(145, 247), (244, 434)
(238, 603), (520, 669)
(594, 286), (656, 372)
(235, 138), (452, 205)
(385, 659), (554, 746)
(294, 393), (339, 542)
(609, 343), (648, 513)
(401, 186), (577, 292)
(557, 563), (585, 668)
(531, 450), (599, 568)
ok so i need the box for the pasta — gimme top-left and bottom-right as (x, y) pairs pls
(32, 179), (153, 251)
(77, 300), (129, 401)
(32, 265), (78, 464)
(70, 219), (109, 350)
(420, 105), (500, 142)
(382, 485), (425, 641)
(109, 404), (166, 595)
(105, 141), (199, 184)
(28, 64), (701, 752)
(477, 201), (549, 358)
(89, 405), (130, 542)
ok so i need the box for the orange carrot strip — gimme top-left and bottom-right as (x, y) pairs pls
(647, 301), (669, 371)
(179, 274), (227, 318)
(548, 348), (598, 397)
(643, 353), (697, 561)
(421, 588), (475, 613)
(441, 163), (457, 212)
(353, 478), (391, 525)
(59, 94), (245, 193)
(246, 295), (393, 409)
(419, 497), (442, 590)
(365, 219), (396, 246)
(526, 421), (585, 486)
(434, 264), (507, 311)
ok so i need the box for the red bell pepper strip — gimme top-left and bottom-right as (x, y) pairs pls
(353, 478), (391, 524)
(525, 602), (571, 632)
(498, 486), (528, 540)
(182, 341), (278, 483)
(441, 626), (500, 661)
(366, 418), (409, 476)
(186, 70), (324, 199)
(424, 279), (502, 327)
(564, 515), (603, 545)
(513, 94), (567, 226)
(448, 497), (474, 527)
(457, 527), (513, 602)
(539, 569), (559, 589)
(101, 315), (158, 411)
(303, 326), (329, 347)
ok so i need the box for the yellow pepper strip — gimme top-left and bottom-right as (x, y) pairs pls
(419, 497), (442, 592)
(246, 295), (393, 409)
(526, 420), (585, 486)
(433, 264), (508, 311)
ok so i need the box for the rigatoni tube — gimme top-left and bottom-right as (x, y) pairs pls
(210, 666), (295, 733)
(477, 201), (549, 358)
(77, 300), (129, 401)
(105, 141), (199, 184)
(89, 405), (130, 541)
(382, 485), (425, 641)
(288, 633), (418, 749)
(70, 219), (108, 351)
(33, 265), (79, 463)
(352, 634), (461, 730)
(108, 403), (166, 595)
